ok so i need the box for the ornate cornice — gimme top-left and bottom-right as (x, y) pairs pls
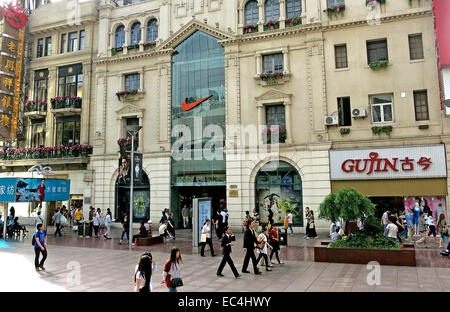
(93, 48), (174, 64)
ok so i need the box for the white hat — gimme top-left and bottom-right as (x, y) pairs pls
(148, 220), (152, 223)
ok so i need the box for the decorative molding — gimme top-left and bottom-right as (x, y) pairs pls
(115, 103), (145, 119)
(255, 89), (291, 103)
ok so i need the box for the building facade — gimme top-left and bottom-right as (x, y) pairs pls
(1, 0), (448, 232)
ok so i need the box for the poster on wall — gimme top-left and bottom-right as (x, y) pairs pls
(133, 189), (149, 220)
(14, 178), (70, 202)
(198, 199), (211, 242)
(118, 154), (131, 185)
(404, 196), (447, 220)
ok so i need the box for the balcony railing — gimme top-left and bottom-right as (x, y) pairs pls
(50, 97), (82, 110)
(24, 101), (47, 114)
(0, 144), (93, 161)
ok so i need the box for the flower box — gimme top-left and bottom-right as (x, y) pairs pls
(369, 60), (389, 71)
(0, 144), (92, 161)
(259, 72), (284, 85)
(243, 24), (258, 34)
(366, 0), (385, 4)
(263, 20), (280, 31)
(285, 17), (302, 27)
(128, 44), (140, 50)
(111, 47), (123, 56)
(50, 96), (82, 109)
(118, 137), (139, 153)
(143, 42), (156, 50)
(324, 4), (345, 19)
(116, 90), (139, 101)
(263, 126), (287, 144)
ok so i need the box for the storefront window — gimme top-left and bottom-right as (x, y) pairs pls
(31, 119), (46, 148)
(58, 64), (83, 97)
(255, 161), (303, 226)
(116, 171), (150, 221)
(55, 116), (80, 146)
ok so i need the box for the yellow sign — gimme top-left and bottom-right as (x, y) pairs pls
(1, 96), (12, 108)
(3, 77), (13, 90)
(4, 59), (15, 72)
(0, 114), (10, 127)
(7, 41), (16, 53)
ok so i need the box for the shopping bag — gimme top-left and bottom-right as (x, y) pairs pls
(201, 233), (207, 243)
(72, 225), (78, 231)
(60, 216), (69, 226)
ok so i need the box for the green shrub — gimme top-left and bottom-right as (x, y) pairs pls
(330, 231), (399, 250)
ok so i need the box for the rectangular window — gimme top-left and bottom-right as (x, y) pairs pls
(60, 34), (67, 53)
(367, 39), (388, 64)
(338, 97), (351, 126)
(371, 94), (393, 123)
(414, 90), (429, 121)
(335, 44), (348, 69)
(44, 37), (51, 56)
(31, 119), (46, 148)
(124, 73), (140, 91)
(68, 32), (78, 52)
(58, 64), (83, 98)
(36, 38), (43, 58)
(262, 53), (284, 73)
(34, 70), (49, 103)
(327, 0), (345, 7)
(55, 116), (81, 146)
(79, 30), (85, 50)
(409, 34), (424, 60)
(124, 117), (140, 137)
(265, 104), (286, 143)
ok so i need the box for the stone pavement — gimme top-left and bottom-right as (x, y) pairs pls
(2, 228), (450, 292)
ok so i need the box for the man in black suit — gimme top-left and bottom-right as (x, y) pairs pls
(242, 221), (262, 275)
(216, 227), (240, 278)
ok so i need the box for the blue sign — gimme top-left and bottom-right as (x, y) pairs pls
(43, 179), (70, 201)
(0, 178), (16, 202)
(198, 199), (211, 242)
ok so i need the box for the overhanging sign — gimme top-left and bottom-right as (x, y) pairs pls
(330, 145), (447, 180)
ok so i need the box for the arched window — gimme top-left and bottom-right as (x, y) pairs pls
(115, 25), (125, 48)
(244, 0), (259, 26)
(286, 0), (301, 19)
(130, 22), (141, 45)
(146, 19), (158, 43)
(265, 0), (280, 22)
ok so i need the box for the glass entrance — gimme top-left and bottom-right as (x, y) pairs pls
(115, 171), (150, 222)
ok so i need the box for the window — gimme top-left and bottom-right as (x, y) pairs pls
(31, 119), (46, 148)
(266, 105), (286, 143)
(68, 32), (78, 52)
(338, 97), (351, 126)
(286, 0), (301, 19)
(44, 37), (51, 56)
(36, 38), (43, 58)
(58, 64), (83, 97)
(367, 39), (388, 64)
(335, 44), (348, 69)
(130, 22), (141, 45)
(124, 117), (140, 138)
(60, 34), (67, 53)
(409, 34), (424, 60)
(147, 19), (158, 43)
(263, 53), (283, 73)
(34, 70), (48, 103)
(371, 94), (393, 123)
(327, 0), (345, 7)
(414, 90), (429, 121)
(55, 116), (80, 146)
(79, 30), (85, 50)
(124, 73), (140, 91)
(115, 25), (125, 48)
(245, 0), (259, 26)
(265, 0), (280, 22)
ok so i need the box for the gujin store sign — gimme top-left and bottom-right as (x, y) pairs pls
(330, 145), (447, 181)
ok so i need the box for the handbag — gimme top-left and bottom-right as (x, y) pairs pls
(309, 222), (315, 229)
(171, 277), (183, 287)
(283, 218), (289, 228)
(200, 233), (207, 243)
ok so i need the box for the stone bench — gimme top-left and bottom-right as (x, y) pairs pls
(136, 236), (163, 246)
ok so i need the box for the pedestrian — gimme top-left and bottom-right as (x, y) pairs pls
(159, 220), (171, 243)
(119, 213), (129, 245)
(87, 207), (95, 238)
(241, 221), (262, 275)
(269, 225), (284, 265)
(306, 209), (317, 239)
(221, 208), (229, 228)
(386, 217), (398, 243)
(146, 220), (153, 236)
(407, 209), (415, 239)
(330, 227), (342, 242)
(268, 207), (274, 227)
(93, 208), (101, 237)
(200, 219), (216, 257)
(132, 220), (148, 245)
(427, 213), (438, 243)
(9, 206), (15, 219)
(161, 247), (183, 292)
(252, 208), (260, 233)
(168, 212), (176, 240)
(188, 206), (193, 228)
(391, 212), (405, 243)
(243, 210), (252, 231)
(415, 211), (428, 247)
(104, 210), (112, 239)
(214, 210), (223, 240)
(33, 223), (47, 271)
(34, 211), (44, 226)
(135, 252), (156, 292)
(52, 208), (62, 237)
(381, 209), (390, 236)
(216, 226), (240, 278)
(438, 213), (449, 249)
(256, 227), (272, 271)
(287, 210), (294, 236)
(181, 204), (189, 229)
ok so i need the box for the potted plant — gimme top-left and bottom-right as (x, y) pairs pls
(285, 16), (302, 27)
(116, 90), (138, 100)
(259, 71), (284, 85)
(143, 41), (156, 50)
(372, 125), (393, 136)
(264, 20), (279, 31)
(339, 128), (350, 135)
(323, 4), (345, 19)
(369, 60), (389, 70)
(244, 24), (258, 34)
(111, 46), (123, 56)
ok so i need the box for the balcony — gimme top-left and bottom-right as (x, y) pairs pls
(50, 97), (82, 116)
(24, 101), (47, 119)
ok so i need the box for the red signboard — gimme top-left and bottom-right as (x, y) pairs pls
(0, 3), (28, 29)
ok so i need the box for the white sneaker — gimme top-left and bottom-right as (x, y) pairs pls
(306, 237), (310, 240)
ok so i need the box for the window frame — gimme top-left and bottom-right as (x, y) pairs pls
(30, 119), (46, 148)
(146, 19), (158, 43)
(244, 0), (259, 26)
(334, 44), (348, 69)
(413, 90), (429, 121)
(338, 97), (351, 127)
(130, 22), (142, 45)
(264, 0), (280, 22)
(286, 0), (302, 19)
(367, 39), (388, 64)
(36, 38), (44, 58)
(34, 70), (49, 103)
(115, 25), (125, 48)
(44, 37), (51, 57)
(262, 53), (284, 74)
(370, 94), (394, 124)
(265, 104), (286, 143)
(60, 34), (67, 53)
(124, 73), (140, 91)
(79, 30), (85, 50)
(55, 116), (81, 146)
(58, 64), (83, 98)
(327, 0), (345, 7)
(408, 33), (424, 61)
(68, 31), (78, 52)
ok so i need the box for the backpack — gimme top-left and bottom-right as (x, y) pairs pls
(31, 231), (38, 246)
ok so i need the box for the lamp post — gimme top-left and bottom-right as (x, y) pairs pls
(126, 125), (142, 251)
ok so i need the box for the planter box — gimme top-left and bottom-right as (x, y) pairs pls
(314, 245), (416, 266)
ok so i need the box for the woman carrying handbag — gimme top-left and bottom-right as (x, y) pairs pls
(255, 227), (273, 271)
(161, 247), (183, 292)
(307, 209), (317, 239)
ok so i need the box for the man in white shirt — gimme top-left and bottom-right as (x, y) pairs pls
(221, 209), (228, 227)
(181, 205), (189, 229)
(386, 218), (398, 242)
(34, 211), (44, 226)
(381, 210), (390, 236)
(159, 221), (170, 243)
(200, 219), (216, 257)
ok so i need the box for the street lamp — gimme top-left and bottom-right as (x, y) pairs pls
(126, 125), (142, 251)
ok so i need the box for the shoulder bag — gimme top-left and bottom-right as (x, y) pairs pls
(171, 278), (183, 287)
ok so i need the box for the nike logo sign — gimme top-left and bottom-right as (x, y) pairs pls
(181, 95), (213, 111)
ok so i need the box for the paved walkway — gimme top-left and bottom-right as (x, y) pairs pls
(2, 228), (450, 292)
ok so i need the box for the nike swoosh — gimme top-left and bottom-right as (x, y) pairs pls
(181, 95), (213, 111)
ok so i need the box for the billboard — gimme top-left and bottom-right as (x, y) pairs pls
(0, 178), (70, 202)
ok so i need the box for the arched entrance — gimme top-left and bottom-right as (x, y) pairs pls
(115, 171), (150, 222)
(255, 160), (303, 226)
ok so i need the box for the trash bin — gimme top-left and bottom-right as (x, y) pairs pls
(77, 222), (85, 237)
(85, 222), (92, 237)
(279, 229), (287, 246)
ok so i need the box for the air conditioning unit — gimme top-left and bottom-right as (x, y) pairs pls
(324, 115), (338, 126)
(351, 107), (367, 118)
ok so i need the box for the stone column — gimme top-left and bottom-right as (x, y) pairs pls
(46, 67), (57, 146)
(123, 29), (129, 54)
(80, 63), (91, 144)
(256, 53), (262, 75)
(258, 0), (264, 32)
(279, 0), (286, 28)
(284, 100), (292, 143)
(98, 2), (112, 57)
(257, 103), (264, 145)
(139, 25), (145, 52)
(139, 67), (144, 91)
(282, 48), (290, 73)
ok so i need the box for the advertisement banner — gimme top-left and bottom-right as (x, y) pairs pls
(0, 178), (16, 202)
(198, 199), (211, 242)
(15, 178), (70, 202)
(133, 153), (142, 183)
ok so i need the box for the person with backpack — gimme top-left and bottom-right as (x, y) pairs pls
(135, 252), (156, 292)
(34, 211), (44, 226)
(33, 223), (47, 271)
(161, 247), (183, 292)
